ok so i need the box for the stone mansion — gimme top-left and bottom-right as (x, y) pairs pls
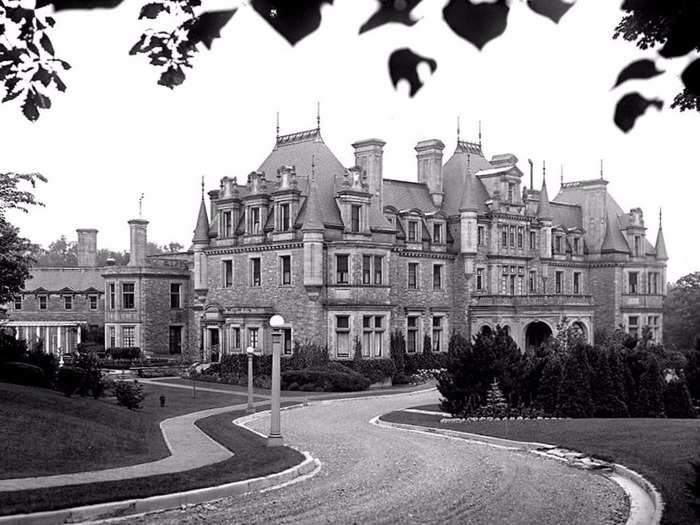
(5, 124), (668, 361)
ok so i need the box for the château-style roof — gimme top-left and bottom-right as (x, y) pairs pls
(383, 179), (436, 212)
(655, 211), (668, 260)
(193, 195), (210, 244)
(441, 143), (491, 215)
(537, 179), (553, 220)
(21, 267), (105, 294)
(301, 166), (325, 231)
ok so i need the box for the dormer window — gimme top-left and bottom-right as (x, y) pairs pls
(248, 206), (261, 234)
(351, 205), (361, 233)
(222, 210), (233, 237)
(507, 183), (515, 203)
(573, 237), (580, 255)
(408, 220), (418, 242)
(433, 223), (442, 244)
(555, 235), (562, 253)
(279, 203), (291, 232)
(634, 236), (641, 256)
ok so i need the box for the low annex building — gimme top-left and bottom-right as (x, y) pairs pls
(4, 123), (668, 361)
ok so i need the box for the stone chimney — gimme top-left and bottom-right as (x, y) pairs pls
(415, 139), (445, 207)
(76, 228), (98, 267)
(352, 139), (386, 212)
(128, 219), (148, 267)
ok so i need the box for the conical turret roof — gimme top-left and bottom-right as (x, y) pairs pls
(537, 178), (553, 220)
(192, 196), (210, 244)
(655, 210), (668, 260)
(302, 159), (324, 232)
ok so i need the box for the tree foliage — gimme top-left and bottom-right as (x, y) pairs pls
(664, 272), (700, 352)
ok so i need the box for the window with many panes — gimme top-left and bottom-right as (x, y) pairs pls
(248, 327), (259, 349)
(501, 228), (507, 248)
(628, 272), (638, 294)
(529, 231), (536, 250)
(555, 236), (562, 253)
(433, 223), (442, 244)
(336, 254), (349, 284)
(406, 315), (420, 353)
(362, 315), (384, 357)
(478, 225), (485, 246)
(250, 258), (261, 286)
(122, 283), (135, 309)
(476, 268), (484, 291)
(279, 203), (291, 232)
(109, 326), (116, 348)
(248, 206), (261, 234)
(408, 262), (418, 289)
(280, 255), (291, 285)
(374, 256), (382, 284)
(351, 205), (361, 232)
(529, 271), (537, 293)
(39, 295), (47, 310)
(517, 227), (523, 248)
(647, 315), (659, 340)
(555, 271), (563, 294)
(408, 221), (418, 242)
(648, 272), (659, 294)
(64, 295), (72, 310)
(573, 272), (581, 294)
(573, 237), (580, 255)
(223, 260), (233, 288)
(628, 316), (639, 337)
(109, 283), (115, 309)
(170, 283), (181, 308)
(14, 296), (21, 310)
(122, 326), (135, 347)
(432, 316), (444, 352)
(433, 264), (443, 291)
(89, 295), (98, 310)
(336, 316), (350, 357)
(230, 327), (241, 352)
(222, 210), (233, 237)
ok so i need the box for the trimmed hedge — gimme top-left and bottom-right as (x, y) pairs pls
(0, 362), (46, 387)
(347, 359), (396, 384)
(282, 366), (370, 392)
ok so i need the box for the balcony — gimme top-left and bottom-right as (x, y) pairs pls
(471, 294), (593, 309)
(326, 285), (391, 306)
(621, 294), (664, 309)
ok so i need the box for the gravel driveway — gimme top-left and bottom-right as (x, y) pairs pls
(128, 389), (628, 525)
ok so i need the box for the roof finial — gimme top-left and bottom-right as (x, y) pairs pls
(201, 176), (205, 198)
(316, 101), (320, 130)
(311, 154), (316, 182)
(659, 207), (663, 228)
(600, 158), (604, 180)
(467, 152), (471, 173)
(138, 193), (144, 218)
(457, 116), (461, 143)
(528, 159), (533, 190)
(276, 111), (280, 139)
(478, 120), (482, 148)
(543, 160), (546, 179)
(560, 163), (564, 187)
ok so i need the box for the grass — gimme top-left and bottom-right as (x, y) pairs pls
(0, 405), (304, 516)
(381, 410), (700, 525)
(0, 381), (248, 478)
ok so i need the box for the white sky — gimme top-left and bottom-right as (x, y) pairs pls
(2, 0), (697, 281)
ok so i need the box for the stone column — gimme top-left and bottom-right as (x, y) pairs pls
(57, 326), (62, 354)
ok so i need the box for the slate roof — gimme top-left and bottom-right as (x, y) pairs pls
(537, 179), (553, 220)
(441, 143), (492, 215)
(382, 179), (436, 212)
(22, 267), (105, 293)
(193, 197), (210, 243)
(655, 222), (668, 259)
(550, 202), (582, 229)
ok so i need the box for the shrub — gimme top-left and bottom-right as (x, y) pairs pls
(25, 348), (58, 386)
(109, 347), (141, 360)
(348, 358), (396, 384)
(390, 331), (405, 374)
(57, 366), (86, 397)
(0, 332), (28, 364)
(285, 342), (329, 370)
(0, 361), (46, 387)
(116, 380), (145, 410)
(392, 372), (410, 385)
(75, 352), (106, 398)
(664, 379), (696, 418)
(557, 343), (594, 418)
(281, 366), (370, 392)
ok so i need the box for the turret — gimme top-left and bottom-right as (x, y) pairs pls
(537, 168), (553, 261)
(459, 159), (479, 277)
(192, 181), (210, 291)
(302, 159), (324, 299)
(655, 209), (668, 261)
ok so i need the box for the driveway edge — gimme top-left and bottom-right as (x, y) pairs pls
(372, 416), (662, 525)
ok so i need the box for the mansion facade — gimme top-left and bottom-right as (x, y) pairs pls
(4, 125), (668, 361)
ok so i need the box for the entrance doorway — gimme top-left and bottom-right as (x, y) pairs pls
(208, 327), (220, 362)
(525, 321), (552, 352)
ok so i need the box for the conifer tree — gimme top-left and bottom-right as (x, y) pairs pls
(535, 355), (563, 415)
(557, 343), (594, 418)
(635, 353), (666, 417)
(663, 378), (696, 418)
(590, 346), (629, 417)
(484, 378), (508, 417)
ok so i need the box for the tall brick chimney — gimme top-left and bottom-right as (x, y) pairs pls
(128, 219), (148, 267)
(352, 139), (386, 212)
(76, 228), (98, 267)
(415, 139), (445, 207)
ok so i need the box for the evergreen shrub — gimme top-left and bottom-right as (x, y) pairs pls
(116, 380), (145, 410)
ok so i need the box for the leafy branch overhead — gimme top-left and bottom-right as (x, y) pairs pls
(0, 0), (697, 133)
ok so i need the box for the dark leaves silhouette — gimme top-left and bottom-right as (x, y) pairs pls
(187, 9), (236, 50)
(360, 0), (423, 34)
(443, 0), (509, 51)
(389, 48), (436, 97)
(614, 92), (663, 133)
(35, 0), (125, 10)
(681, 59), (700, 97)
(613, 59), (663, 88)
(526, 0), (575, 24)
(251, 0), (333, 46)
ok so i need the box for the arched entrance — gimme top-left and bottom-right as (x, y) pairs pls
(478, 325), (493, 337)
(525, 321), (552, 352)
(571, 321), (587, 342)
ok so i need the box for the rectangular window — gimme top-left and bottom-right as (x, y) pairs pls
(250, 258), (261, 287)
(529, 271), (536, 293)
(408, 262), (418, 289)
(433, 223), (442, 244)
(351, 205), (361, 232)
(628, 316), (639, 337)
(248, 327), (259, 349)
(648, 272), (658, 294)
(507, 183), (514, 203)
(406, 316), (419, 354)
(501, 228), (507, 248)
(628, 272), (638, 294)
(280, 255), (291, 285)
(374, 316), (384, 357)
(433, 264), (442, 291)
(109, 326), (116, 349)
(282, 328), (293, 356)
(223, 260), (233, 288)
(476, 268), (484, 291)
(374, 256), (383, 285)
(336, 316), (350, 357)
(363, 255), (371, 285)
(517, 228), (523, 248)
(362, 317), (372, 358)
(408, 221), (418, 242)
(573, 272), (581, 294)
(249, 206), (260, 234)
(509, 227), (515, 247)
(477, 225), (485, 246)
(432, 316), (444, 352)
(122, 326), (135, 348)
(555, 271), (563, 294)
(529, 231), (536, 250)
(122, 283), (135, 309)
(14, 296), (21, 310)
(39, 296), (47, 310)
(89, 295), (98, 310)
(573, 237), (580, 255)
(555, 236), (562, 253)
(222, 210), (233, 237)
(634, 236), (641, 256)
(336, 254), (349, 284)
(169, 283), (181, 309)
(64, 296), (73, 310)
(169, 326), (182, 354)
(109, 283), (115, 310)
(509, 275), (516, 295)
(280, 203), (291, 232)
(230, 327), (241, 352)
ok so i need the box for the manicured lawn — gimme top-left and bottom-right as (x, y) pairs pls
(0, 381), (248, 478)
(382, 410), (700, 525)
(0, 405), (304, 516)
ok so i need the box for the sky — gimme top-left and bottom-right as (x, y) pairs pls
(2, 0), (698, 281)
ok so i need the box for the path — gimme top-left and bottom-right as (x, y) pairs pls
(129, 389), (628, 525)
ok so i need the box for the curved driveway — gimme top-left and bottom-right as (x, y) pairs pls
(130, 390), (628, 525)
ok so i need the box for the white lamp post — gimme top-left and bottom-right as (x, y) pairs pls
(246, 346), (255, 414)
(267, 314), (285, 447)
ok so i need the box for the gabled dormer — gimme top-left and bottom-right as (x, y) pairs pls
(216, 176), (242, 243)
(336, 166), (371, 238)
(622, 207), (647, 258)
(270, 165), (302, 242)
(426, 210), (448, 252)
(242, 171), (270, 244)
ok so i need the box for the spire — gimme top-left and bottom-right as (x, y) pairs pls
(457, 116), (461, 143)
(459, 154), (479, 212)
(560, 164), (564, 187)
(302, 155), (324, 231)
(600, 158), (604, 180)
(316, 101), (320, 130)
(655, 207), (668, 260)
(193, 178), (210, 244)
(537, 173), (553, 220)
(478, 120), (482, 148)
(276, 111), (280, 139)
